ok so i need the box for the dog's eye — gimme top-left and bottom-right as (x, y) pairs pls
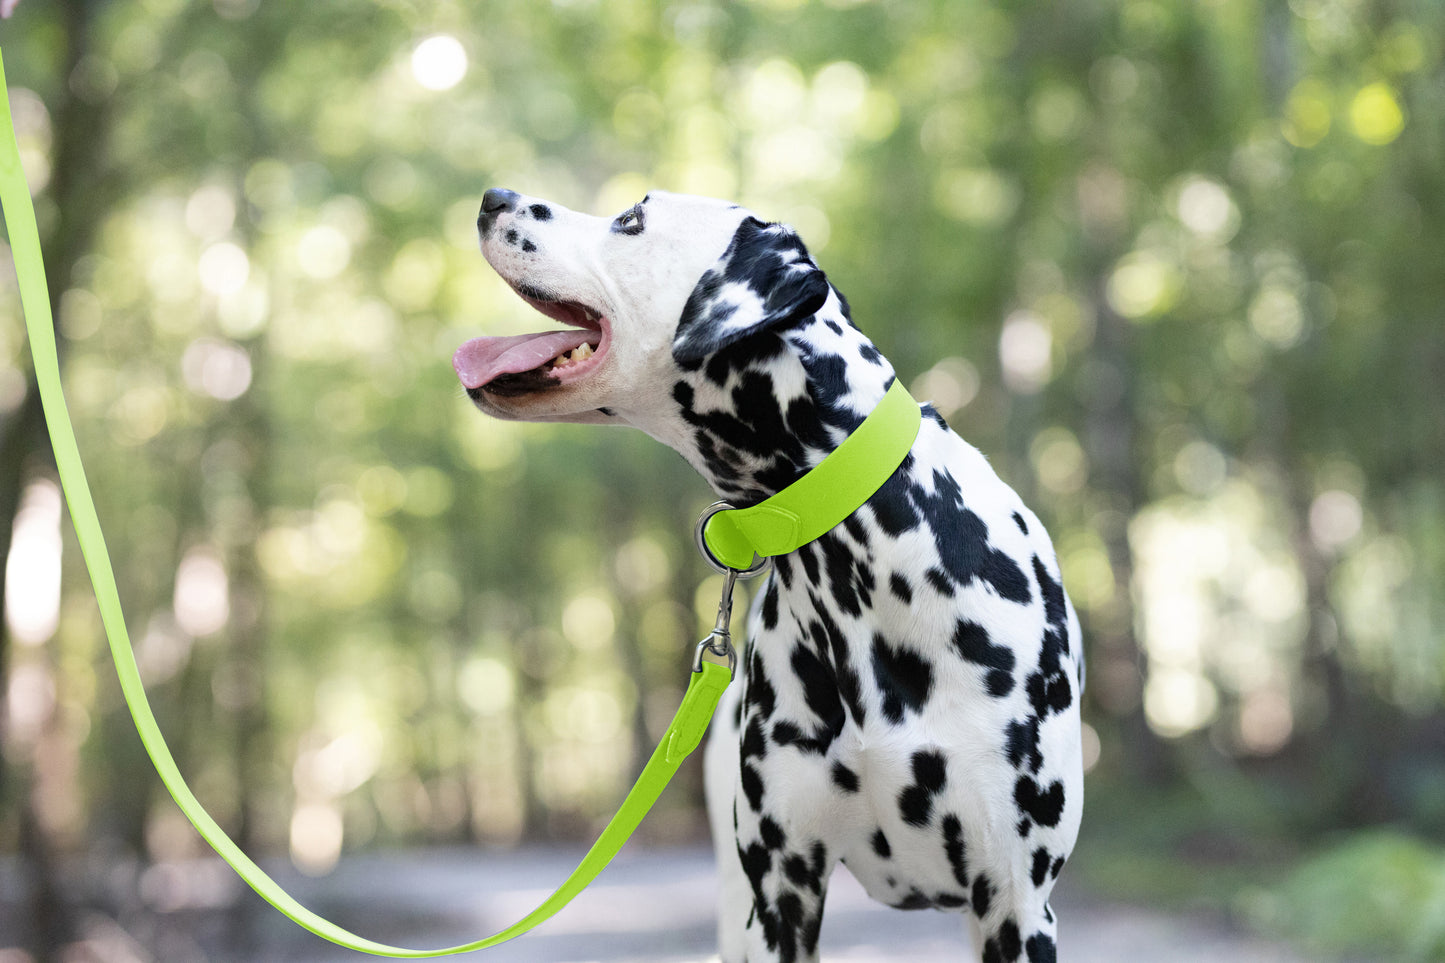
(612, 205), (645, 235)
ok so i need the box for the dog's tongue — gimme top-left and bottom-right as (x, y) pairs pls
(452, 330), (597, 389)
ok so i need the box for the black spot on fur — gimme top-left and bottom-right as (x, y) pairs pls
(521, 239), (537, 253)
(898, 749), (947, 827)
(1013, 511), (1029, 535)
(1026, 933), (1058, 963)
(942, 814), (969, 889)
(1031, 847), (1052, 887)
(1033, 555), (1068, 641)
(889, 572), (912, 604)
(952, 620), (1016, 697)
(911, 471), (1032, 604)
(807, 608), (867, 728)
(872, 633), (934, 723)
(971, 873), (993, 917)
(761, 578), (781, 631)
(528, 203), (552, 220)
(741, 764), (764, 812)
(831, 761), (860, 793)
(984, 919), (1022, 963)
(819, 533), (864, 617)
(1015, 776), (1066, 829)
(760, 816), (786, 850)
(871, 828), (891, 859)
(741, 716), (768, 763)
(925, 567), (955, 597)
(867, 469), (921, 536)
(790, 643), (846, 751)
(893, 889), (933, 910)
(1006, 717), (1044, 773)
(772, 719), (831, 755)
(504, 228), (518, 244)
(1024, 559), (1074, 721)
(745, 648), (777, 718)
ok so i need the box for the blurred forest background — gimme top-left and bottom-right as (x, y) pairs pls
(1, 0), (1443, 959)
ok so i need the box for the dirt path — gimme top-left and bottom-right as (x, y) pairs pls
(226, 846), (1318, 963)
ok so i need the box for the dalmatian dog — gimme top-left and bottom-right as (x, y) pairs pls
(454, 188), (1084, 963)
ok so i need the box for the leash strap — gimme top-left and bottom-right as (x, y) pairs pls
(1, 47), (733, 957)
(700, 378), (922, 571)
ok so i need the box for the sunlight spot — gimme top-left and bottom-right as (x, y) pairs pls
(411, 35), (468, 92)
(1310, 489), (1363, 551)
(1349, 82), (1405, 145)
(562, 593), (616, 652)
(3, 479), (62, 647)
(1145, 667), (1219, 738)
(1249, 285), (1304, 348)
(459, 658), (515, 715)
(936, 167), (1020, 227)
(290, 802), (344, 876)
(174, 547), (229, 637)
(1176, 176), (1238, 241)
(1107, 251), (1179, 320)
(182, 338), (252, 400)
(998, 310), (1053, 394)
(911, 356), (979, 419)
(197, 241), (249, 296)
(1174, 440), (1228, 496)
(112, 385), (170, 444)
(614, 537), (671, 597)
(1031, 427), (1088, 495)
(297, 224), (351, 279)
(1237, 685), (1293, 755)
(185, 184), (237, 239)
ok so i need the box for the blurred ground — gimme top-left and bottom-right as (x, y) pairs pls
(3, 846), (1326, 962)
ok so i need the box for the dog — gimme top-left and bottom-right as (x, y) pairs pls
(455, 188), (1085, 963)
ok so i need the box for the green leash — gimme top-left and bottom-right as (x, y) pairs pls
(1, 44), (920, 956)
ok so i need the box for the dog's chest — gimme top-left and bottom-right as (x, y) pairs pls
(733, 422), (1074, 903)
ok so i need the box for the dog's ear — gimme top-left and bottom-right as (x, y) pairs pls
(672, 217), (831, 363)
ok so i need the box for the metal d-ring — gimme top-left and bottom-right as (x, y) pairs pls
(693, 501), (771, 579)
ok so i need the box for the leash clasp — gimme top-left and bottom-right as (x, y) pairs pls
(691, 506), (771, 674)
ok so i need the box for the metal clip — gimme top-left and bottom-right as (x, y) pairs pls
(691, 504), (771, 674)
(693, 567), (743, 673)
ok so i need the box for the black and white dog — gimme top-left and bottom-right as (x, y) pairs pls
(455, 189), (1084, 963)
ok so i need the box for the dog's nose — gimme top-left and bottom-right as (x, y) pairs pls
(478, 188), (520, 235)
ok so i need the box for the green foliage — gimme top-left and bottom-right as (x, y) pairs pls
(0, 4), (1443, 949)
(1247, 830), (1445, 961)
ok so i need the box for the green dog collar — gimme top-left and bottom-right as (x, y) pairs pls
(700, 377), (923, 572)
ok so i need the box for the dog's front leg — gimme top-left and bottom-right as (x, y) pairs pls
(733, 781), (834, 963)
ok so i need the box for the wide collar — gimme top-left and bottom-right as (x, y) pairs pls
(699, 378), (922, 571)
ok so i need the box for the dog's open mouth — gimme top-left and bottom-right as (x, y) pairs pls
(453, 286), (608, 397)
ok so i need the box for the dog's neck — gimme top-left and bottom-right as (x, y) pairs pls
(667, 289), (898, 505)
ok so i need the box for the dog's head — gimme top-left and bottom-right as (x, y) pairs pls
(456, 189), (893, 499)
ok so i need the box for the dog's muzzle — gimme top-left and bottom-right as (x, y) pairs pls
(477, 187), (519, 236)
